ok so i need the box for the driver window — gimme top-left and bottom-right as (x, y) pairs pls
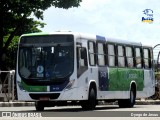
(77, 47), (88, 78)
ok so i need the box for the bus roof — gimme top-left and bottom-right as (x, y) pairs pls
(21, 32), (51, 36)
(141, 43), (153, 48)
(21, 31), (106, 42)
(107, 37), (142, 46)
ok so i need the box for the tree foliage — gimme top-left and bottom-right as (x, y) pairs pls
(0, 0), (82, 70)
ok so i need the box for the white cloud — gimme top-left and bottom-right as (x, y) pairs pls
(39, 0), (160, 47)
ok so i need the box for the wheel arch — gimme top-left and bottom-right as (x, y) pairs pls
(88, 80), (97, 98)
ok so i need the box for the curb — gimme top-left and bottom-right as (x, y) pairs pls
(0, 100), (160, 107)
(135, 100), (160, 105)
(99, 100), (160, 105)
(0, 102), (34, 107)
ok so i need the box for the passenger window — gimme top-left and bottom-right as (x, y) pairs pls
(108, 44), (115, 66)
(126, 46), (133, 67)
(118, 45), (125, 67)
(135, 48), (142, 68)
(97, 43), (106, 66)
(88, 42), (96, 66)
(143, 48), (151, 68)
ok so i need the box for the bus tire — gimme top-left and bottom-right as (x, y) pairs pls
(81, 86), (96, 110)
(127, 86), (136, 107)
(35, 101), (44, 111)
(118, 86), (136, 108)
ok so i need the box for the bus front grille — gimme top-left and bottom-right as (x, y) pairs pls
(29, 93), (60, 100)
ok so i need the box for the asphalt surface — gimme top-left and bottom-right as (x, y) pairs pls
(0, 105), (160, 120)
(0, 100), (160, 107)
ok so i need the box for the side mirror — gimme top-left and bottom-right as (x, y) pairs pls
(80, 48), (87, 60)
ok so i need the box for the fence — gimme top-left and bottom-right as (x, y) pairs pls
(0, 70), (15, 102)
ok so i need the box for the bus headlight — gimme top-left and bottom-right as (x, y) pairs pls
(65, 79), (75, 90)
(17, 81), (26, 92)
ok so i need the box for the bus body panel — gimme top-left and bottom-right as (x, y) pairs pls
(137, 69), (155, 98)
(16, 31), (155, 102)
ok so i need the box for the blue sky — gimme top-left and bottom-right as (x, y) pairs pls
(39, 0), (160, 47)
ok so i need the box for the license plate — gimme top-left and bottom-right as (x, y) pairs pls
(39, 97), (49, 100)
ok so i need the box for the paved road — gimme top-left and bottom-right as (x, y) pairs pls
(0, 105), (160, 120)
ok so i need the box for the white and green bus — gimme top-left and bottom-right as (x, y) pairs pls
(16, 31), (155, 111)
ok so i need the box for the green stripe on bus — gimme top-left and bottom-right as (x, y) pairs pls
(21, 80), (47, 92)
(109, 68), (144, 91)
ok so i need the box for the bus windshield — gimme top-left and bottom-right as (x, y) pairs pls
(18, 35), (74, 82)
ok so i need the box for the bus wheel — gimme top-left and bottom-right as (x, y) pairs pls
(118, 87), (136, 108)
(81, 87), (96, 110)
(128, 86), (136, 107)
(35, 101), (44, 111)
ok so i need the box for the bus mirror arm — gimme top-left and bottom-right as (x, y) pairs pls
(76, 42), (82, 47)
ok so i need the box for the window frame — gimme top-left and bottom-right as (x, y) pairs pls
(143, 48), (151, 69)
(117, 45), (126, 67)
(125, 46), (134, 68)
(134, 47), (143, 69)
(97, 41), (106, 66)
(88, 41), (96, 66)
(107, 43), (116, 67)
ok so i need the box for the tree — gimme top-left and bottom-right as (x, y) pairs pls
(3, 19), (45, 70)
(0, 0), (82, 70)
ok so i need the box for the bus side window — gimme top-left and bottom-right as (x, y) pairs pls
(143, 48), (151, 69)
(97, 42), (106, 66)
(77, 47), (88, 78)
(80, 47), (88, 66)
(117, 45), (125, 67)
(135, 47), (142, 68)
(77, 47), (87, 68)
(125, 46), (134, 67)
(88, 41), (96, 66)
(108, 44), (116, 66)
